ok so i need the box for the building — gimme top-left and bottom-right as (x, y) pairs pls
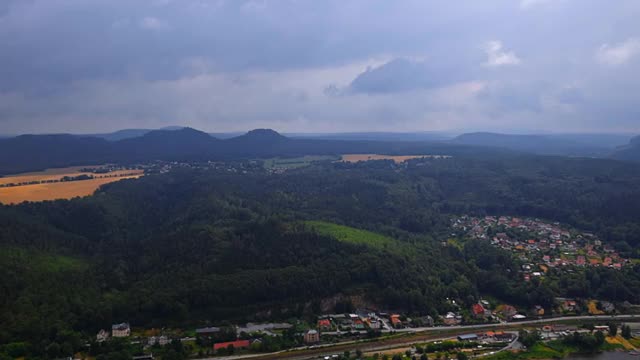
(112, 323), (130, 338)
(317, 319), (331, 331)
(213, 340), (250, 352)
(498, 305), (517, 320)
(96, 329), (109, 342)
(562, 300), (577, 312)
(443, 312), (461, 326)
(304, 330), (320, 344)
(458, 334), (478, 341)
(195, 327), (220, 336)
(472, 303), (486, 318)
(494, 332), (514, 341)
(132, 355), (154, 360)
(148, 335), (170, 346)
(390, 314), (402, 328)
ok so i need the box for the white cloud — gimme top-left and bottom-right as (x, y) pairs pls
(139, 16), (167, 30)
(483, 41), (521, 67)
(596, 38), (640, 66)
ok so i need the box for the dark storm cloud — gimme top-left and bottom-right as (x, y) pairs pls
(0, 0), (640, 133)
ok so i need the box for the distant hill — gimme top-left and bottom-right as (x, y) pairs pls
(610, 135), (640, 162)
(0, 134), (112, 174)
(0, 127), (520, 175)
(450, 132), (631, 157)
(287, 131), (452, 142)
(89, 126), (186, 141)
(116, 127), (220, 161)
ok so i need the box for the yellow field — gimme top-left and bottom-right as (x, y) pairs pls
(341, 154), (450, 163)
(606, 335), (636, 350)
(587, 300), (604, 315)
(0, 165), (143, 186)
(0, 175), (142, 204)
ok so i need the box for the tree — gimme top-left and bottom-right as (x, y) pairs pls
(608, 323), (617, 337)
(420, 354), (428, 360)
(594, 331), (605, 346)
(621, 325), (632, 339)
(457, 352), (468, 360)
(355, 349), (363, 359)
(519, 330), (541, 348)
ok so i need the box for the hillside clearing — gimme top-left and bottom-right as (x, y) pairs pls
(0, 246), (88, 273)
(304, 220), (394, 249)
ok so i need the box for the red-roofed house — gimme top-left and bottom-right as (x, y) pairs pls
(472, 303), (486, 318)
(213, 340), (250, 352)
(390, 314), (402, 328)
(317, 319), (331, 331)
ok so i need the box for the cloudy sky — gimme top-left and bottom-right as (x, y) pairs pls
(1, 0), (639, 134)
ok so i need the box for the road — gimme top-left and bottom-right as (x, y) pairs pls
(212, 314), (640, 360)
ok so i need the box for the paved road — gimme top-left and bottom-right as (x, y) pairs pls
(212, 314), (640, 360)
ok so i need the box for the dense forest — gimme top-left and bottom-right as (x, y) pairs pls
(2, 153), (640, 357)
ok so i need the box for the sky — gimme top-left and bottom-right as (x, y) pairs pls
(0, 0), (639, 134)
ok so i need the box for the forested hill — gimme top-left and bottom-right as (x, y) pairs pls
(2, 154), (640, 352)
(610, 135), (640, 162)
(0, 127), (509, 175)
(450, 132), (632, 157)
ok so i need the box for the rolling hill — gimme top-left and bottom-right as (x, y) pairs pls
(450, 132), (632, 157)
(0, 127), (512, 175)
(610, 135), (640, 163)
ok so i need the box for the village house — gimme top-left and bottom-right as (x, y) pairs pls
(195, 327), (220, 336)
(368, 319), (381, 329)
(390, 314), (402, 328)
(96, 329), (109, 342)
(600, 301), (615, 313)
(533, 305), (545, 316)
(497, 305), (517, 320)
(303, 330), (320, 344)
(471, 303), (486, 319)
(317, 319), (332, 331)
(494, 331), (514, 341)
(443, 312), (461, 326)
(148, 335), (170, 346)
(562, 300), (577, 312)
(111, 323), (130, 338)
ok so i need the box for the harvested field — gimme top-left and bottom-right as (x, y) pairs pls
(0, 169), (143, 186)
(341, 154), (450, 163)
(0, 175), (142, 204)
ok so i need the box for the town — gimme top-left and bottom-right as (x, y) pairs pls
(451, 215), (631, 282)
(91, 315), (640, 360)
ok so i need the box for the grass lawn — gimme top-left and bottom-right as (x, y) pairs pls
(263, 155), (339, 169)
